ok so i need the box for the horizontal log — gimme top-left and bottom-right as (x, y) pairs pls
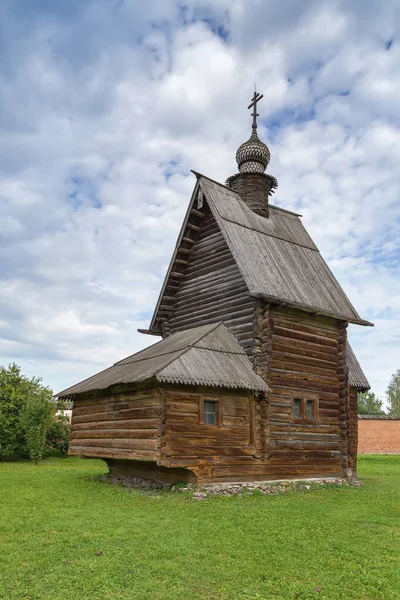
(174, 279), (249, 307)
(70, 429), (159, 440)
(167, 445), (252, 457)
(168, 424), (249, 436)
(174, 265), (241, 293)
(272, 342), (338, 364)
(72, 438), (158, 450)
(181, 237), (195, 244)
(183, 258), (236, 282)
(166, 401), (199, 414)
(72, 418), (160, 431)
(270, 424), (340, 436)
(173, 289), (253, 313)
(271, 368), (338, 386)
(69, 446), (157, 460)
(273, 318), (339, 339)
(73, 406), (161, 424)
(271, 448), (341, 457)
(271, 359), (337, 378)
(272, 334), (337, 356)
(159, 304), (173, 312)
(186, 222), (201, 231)
(274, 311), (339, 333)
(191, 208), (205, 218)
(272, 350), (337, 370)
(170, 311), (254, 333)
(270, 378), (339, 394)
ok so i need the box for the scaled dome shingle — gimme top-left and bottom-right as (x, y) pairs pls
(236, 132), (270, 174)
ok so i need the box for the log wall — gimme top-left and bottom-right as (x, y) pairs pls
(160, 388), (260, 482)
(68, 389), (162, 461)
(261, 306), (349, 478)
(67, 306), (356, 482)
(166, 205), (257, 358)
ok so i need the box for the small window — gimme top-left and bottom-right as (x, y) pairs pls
(291, 396), (318, 423)
(200, 397), (221, 426)
(293, 398), (302, 418)
(203, 400), (217, 425)
(306, 400), (314, 419)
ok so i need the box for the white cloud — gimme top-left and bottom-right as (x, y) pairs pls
(0, 0), (399, 404)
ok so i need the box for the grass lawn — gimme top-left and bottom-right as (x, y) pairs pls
(0, 456), (399, 600)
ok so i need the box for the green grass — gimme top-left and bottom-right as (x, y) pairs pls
(0, 456), (399, 600)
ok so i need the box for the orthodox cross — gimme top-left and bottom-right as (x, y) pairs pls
(247, 88), (264, 134)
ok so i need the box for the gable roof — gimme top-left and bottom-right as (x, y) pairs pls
(57, 323), (269, 398)
(347, 341), (370, 391)
(150, 174), (372, 331)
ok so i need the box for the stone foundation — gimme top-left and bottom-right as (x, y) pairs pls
(99, 468), (362, 499)
(176, 477), (362, 499)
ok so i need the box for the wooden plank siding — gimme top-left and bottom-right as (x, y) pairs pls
(167, 204), (257, 358)
(68, 389), (162, 461)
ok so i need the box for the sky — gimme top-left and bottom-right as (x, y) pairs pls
(0, 0), (399, 405)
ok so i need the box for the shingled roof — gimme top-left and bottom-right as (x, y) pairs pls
(347, 341), (370, 391)
(57, 323), (269, 399)
(150, 174), (372, 331)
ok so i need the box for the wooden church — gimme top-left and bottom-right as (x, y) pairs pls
(58, 91), (372, 484)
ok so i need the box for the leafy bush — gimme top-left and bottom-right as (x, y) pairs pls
(0, 363), (69, 463)
(20, 389), (53, 464)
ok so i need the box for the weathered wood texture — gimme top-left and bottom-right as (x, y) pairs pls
(347, 387), (358, 473)
(160, 387), (269, 482)
(165, 204), (257, 357)
(66, 308), (356, 481)
(261, 306), (350, 478)
(68, 389), (162, 461)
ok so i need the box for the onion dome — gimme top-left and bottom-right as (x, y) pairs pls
(236, 132), (270, 174)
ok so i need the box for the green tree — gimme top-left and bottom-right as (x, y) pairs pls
(0, 363), (56, 462)
(386, 369), (400, 417)
(20, 389), (53, 464)
(357, 391), (385, 415)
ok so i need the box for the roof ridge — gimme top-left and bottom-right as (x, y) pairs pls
(214, 212), (319, 251)
(187, 321), (224, 348)
(114, 323), (220, 367)
(269, 204), (302, 217)
(151, 323), (223, 378)
(190, 345), (244, 355)
(115, 348), (182, 366)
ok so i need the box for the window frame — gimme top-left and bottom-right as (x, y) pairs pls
(290, 394), (319, 424)
(199, 396), (222, 426)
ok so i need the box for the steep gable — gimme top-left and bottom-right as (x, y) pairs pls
(149, 182), (257, 356)
(150, 173), (372, 335)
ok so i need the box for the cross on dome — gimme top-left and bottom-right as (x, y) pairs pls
(235, 87), (270, 174)
(248, 88), (264, 134)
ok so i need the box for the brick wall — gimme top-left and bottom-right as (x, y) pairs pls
(358, 417), (400, 454)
